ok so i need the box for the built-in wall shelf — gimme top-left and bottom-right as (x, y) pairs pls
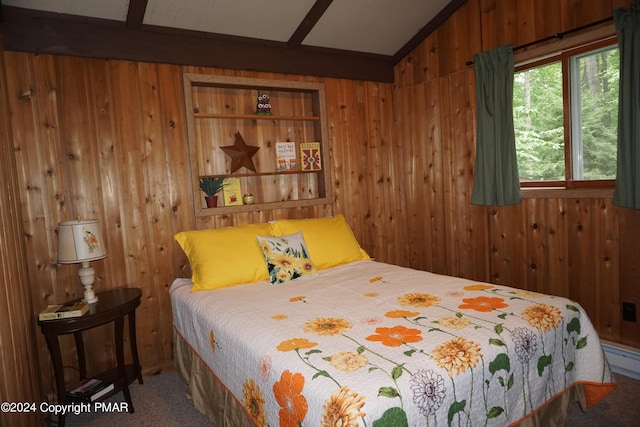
(182, 74), (332, 217)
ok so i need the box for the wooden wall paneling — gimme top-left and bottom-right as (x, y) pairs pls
(377, 79), (408, 267)
(567, 199), (598, 320)
(326, 79), (371, 255)
(479, 0), (518, 52)
(618, 207), (640, 346)
(323, 79), (346, 216)
(133, 61), (179, 369)
(515, 0), (538, 46)
(444, 0), (482, 78)
(525, 198), (549, 292)
(0, 41), (43, 427)
(443, 70), (488, 281)
(3, 53), (79, 388)
(488, 204), (527, 288)
(423, 80), (449, 274)
(420, 78), (447, 274)
(531, 0), (563, 43)
(595, 199), (620, 341)
(84, 59), (127, 291)
(363, 81), (396, 264)
(544, 198), (570, 298)
(110, 59), (163, 372)
(344, 80), (378, 260)
(513, 202), (534, 289)
(379, 80), (405, 266)
(559, 0), (614, 31)
(394, 83), (428, 270)
(436, 77), (457, 277)
(83, 57), (146, 373)
(157, 63), (195, 310)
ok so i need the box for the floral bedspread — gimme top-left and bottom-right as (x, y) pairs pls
(170, 260), (615, 426)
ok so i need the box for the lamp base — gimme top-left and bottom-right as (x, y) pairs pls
(82, 287), (98, 304)
(78, 262), (99, 304)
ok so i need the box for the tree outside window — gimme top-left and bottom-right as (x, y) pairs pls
(513, 41), (618, 188)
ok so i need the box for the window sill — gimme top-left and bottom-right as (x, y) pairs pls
(521, 187), (614, 199)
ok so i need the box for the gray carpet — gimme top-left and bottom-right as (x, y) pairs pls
(59, 371), (639, 426)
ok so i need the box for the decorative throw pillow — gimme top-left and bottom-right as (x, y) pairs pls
(256, 232), (318, 284)
(174, 222), (273, 291)
(270, 214), (370, 270)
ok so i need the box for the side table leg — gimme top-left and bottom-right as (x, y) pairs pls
(114, 316), (134, 413)
(128, 311), (143, 384)
(73, 331), (86, 379)
(43, 332), (67, 427)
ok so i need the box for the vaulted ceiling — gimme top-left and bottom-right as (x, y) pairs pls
(1, 0), (467, 82)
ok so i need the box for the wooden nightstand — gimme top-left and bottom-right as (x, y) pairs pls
(38, 288), (143, 427)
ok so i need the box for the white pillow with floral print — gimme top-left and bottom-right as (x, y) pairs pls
(257, 232), (318, 284)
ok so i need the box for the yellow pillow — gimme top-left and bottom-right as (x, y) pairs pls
(174, 222), (272, 291)
(271, 214), (370, 270)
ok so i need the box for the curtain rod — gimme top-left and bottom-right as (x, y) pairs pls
(465, 16), (613, 66)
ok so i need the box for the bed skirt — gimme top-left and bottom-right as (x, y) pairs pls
(174, 328), (595, 427)
(174, 329), (254, 426)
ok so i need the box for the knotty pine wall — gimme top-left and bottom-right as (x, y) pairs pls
(0, 0), (639, 415)
(0, 36), (42, 427)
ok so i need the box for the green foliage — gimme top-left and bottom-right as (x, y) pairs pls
(199, 177), (226, 196)
(513, 46), (619, 182)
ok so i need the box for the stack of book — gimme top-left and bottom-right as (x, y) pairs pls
(66, 378), (114, 402)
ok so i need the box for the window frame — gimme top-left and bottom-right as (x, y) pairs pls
(514, 37), (618, 191)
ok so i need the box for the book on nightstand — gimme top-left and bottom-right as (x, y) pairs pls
(38, 301), (89, 321)
(66, 378), (114, 402)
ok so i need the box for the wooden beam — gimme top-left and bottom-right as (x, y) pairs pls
(288, 0), (333, 47)
(126, 0), (148, 30)
(1, 6), (394, 82)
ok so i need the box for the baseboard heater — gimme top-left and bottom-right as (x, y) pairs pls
(600, 340), (640, 380)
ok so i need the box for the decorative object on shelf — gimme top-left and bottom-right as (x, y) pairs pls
(275, 141), (297, 171)
(220, 131), (260, 173)
(199, 177), (227, 208)
(255, 93), (272, 115)
(300, 142), (322, 171)
(57, 219), (108, 304)
(243, 193), (255, 205)
(222, 177), (243, 206)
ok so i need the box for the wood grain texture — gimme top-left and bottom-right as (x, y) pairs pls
(1, 0), (639, 406)
(0, 39), (42, 426)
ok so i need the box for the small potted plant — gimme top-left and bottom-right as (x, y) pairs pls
(199, 177), (227, 208)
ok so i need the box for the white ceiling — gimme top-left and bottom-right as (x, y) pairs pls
(3, 0), (454, 56)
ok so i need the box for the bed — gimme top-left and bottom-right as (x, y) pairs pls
(170, 215), (616, 426)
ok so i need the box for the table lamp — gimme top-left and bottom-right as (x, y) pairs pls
(57, 219), (107, 303)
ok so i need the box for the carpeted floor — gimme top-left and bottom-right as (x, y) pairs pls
(58, 370), (639, 426)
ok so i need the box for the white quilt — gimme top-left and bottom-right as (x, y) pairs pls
(170, 260), (615, 426)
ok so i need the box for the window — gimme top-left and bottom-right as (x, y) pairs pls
(513, 40), (619, 188)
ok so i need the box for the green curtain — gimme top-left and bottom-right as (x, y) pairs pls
(613, 1), (640, 209)
(470, 44), (521, 206)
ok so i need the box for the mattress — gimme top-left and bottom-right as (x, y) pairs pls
(170, 260), (616, 426)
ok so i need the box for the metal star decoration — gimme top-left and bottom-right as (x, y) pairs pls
(220, 131), (260, 173)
